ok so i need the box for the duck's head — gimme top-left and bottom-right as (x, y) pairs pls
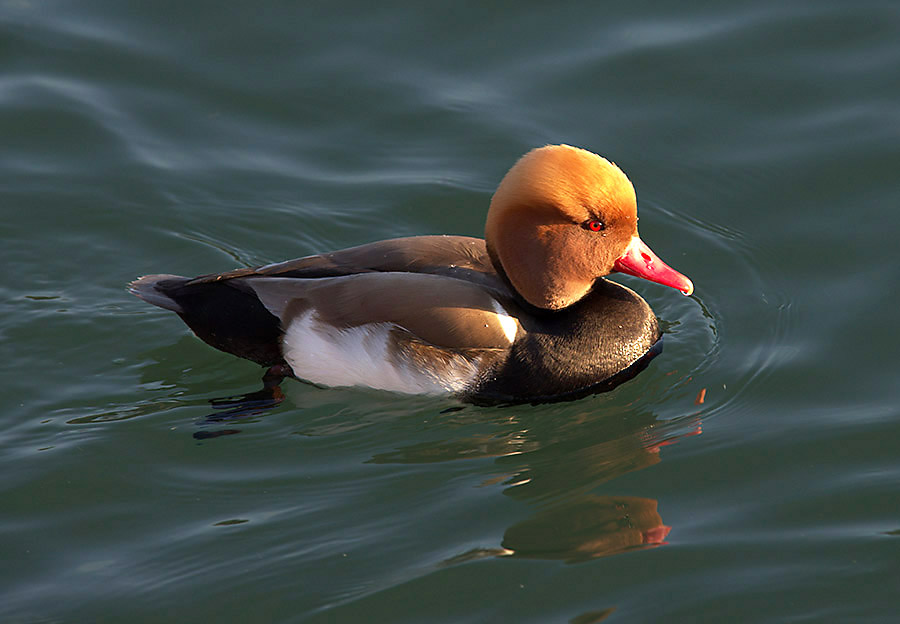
(485, 144), (693, 310)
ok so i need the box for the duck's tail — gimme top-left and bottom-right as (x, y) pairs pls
(128, 274), (284, 366)
(128, 274), (188, 313)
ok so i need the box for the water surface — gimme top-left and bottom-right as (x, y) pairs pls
(2, 1), (899, 622)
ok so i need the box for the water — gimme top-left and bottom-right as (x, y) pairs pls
(2, 1), (899, 622)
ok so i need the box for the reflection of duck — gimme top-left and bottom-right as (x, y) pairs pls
(373, 406), (700, 564)
(131, 145), (692, 404)
(500, 495), (671, 563)
(368, 411), (665, 489)
(443, 494), (670, 566)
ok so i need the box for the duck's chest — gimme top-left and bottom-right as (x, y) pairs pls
(468, 281), (662, 404)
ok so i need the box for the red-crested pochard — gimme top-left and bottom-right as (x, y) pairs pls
(130, 145), (693, 404)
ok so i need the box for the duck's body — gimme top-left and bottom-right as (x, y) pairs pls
(131, 235), (661, 403)
(131, 145), (692, 404)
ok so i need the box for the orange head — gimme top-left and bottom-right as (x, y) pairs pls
(485, 144), (693, 310)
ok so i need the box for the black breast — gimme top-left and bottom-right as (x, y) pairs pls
(468, 279), (662, 405)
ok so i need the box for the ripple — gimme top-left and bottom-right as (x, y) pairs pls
(632, 202), (798, 427)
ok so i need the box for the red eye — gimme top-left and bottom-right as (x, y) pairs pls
(584, 219), (605, 232)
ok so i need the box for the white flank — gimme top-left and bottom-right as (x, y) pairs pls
(492, 300), (519, 343)
(281, 311), (481, 395)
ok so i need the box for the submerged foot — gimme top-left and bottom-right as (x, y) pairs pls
(193, 365), (290, 438)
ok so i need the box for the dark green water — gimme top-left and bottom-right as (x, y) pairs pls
(3, 1), (899, 622)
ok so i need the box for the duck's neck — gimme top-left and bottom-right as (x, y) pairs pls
(486, 239), (592, 312)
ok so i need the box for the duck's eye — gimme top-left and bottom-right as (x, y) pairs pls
(583, 219), (605, 232)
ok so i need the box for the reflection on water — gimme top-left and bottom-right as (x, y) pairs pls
(502, 495), (670, 562)
(172, 371), (699, 565)
(445, 495), (670, 565)
(371, 402), (699, 564)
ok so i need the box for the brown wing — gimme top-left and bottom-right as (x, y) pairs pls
(185, 235), (505, 292)
(239, 272), (522, 351)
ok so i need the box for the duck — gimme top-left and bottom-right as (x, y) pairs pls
(130, 145), (693, 405)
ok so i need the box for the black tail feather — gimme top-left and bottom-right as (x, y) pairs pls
(130, 275), (284, 366)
